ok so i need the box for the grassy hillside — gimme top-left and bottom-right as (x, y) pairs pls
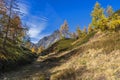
(40, 31), (120, 80)
(41, 38), (75, 56)
(0, 38), (37, 73)
(0, 2), (120, 79)
(0, 31), (120, 80)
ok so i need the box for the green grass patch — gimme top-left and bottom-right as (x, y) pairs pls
(74, 31), (96, 47)
(41, 38), (75, 56)
(56, 38), (75, 52)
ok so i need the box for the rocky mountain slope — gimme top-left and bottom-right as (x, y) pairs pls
(37, 30), (61, 49)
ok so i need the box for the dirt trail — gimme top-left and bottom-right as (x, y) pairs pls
(0, 56), (58, 80)
(0, 49), (77, 80)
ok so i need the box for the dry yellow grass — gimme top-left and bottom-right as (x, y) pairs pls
(50, 31), (120, 80)
(51, 49), (120, 80)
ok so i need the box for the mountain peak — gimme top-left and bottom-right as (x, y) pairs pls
(37, 30), (61, 48)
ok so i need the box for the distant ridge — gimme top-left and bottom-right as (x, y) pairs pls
(37, 30), (61, 48)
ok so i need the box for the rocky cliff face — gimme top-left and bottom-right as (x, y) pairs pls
(37, 30), (61, 48)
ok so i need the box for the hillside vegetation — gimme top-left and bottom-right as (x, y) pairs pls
(2, 30), (119, 80)
(0, 38), (37, 73)
(0, 1), (120, 80)
(39, 2), (120, 79)
(49, 31), (120, 80)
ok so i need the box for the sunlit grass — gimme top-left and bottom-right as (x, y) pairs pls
(50, 31), (120, 80)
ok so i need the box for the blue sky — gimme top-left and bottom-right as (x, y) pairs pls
(20, 0), (120, 43)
